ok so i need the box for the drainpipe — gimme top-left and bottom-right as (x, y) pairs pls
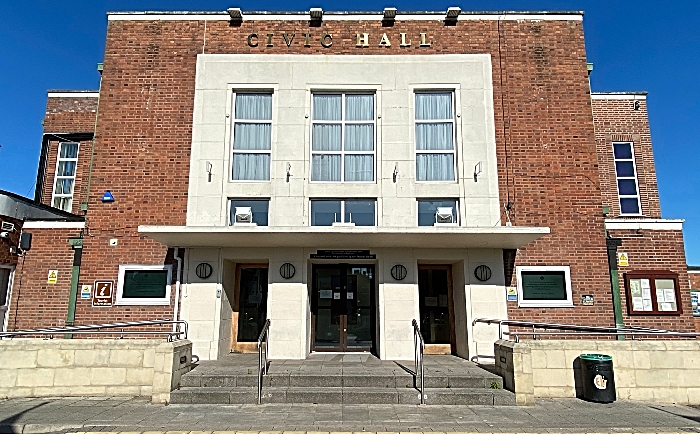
(606, 236), (625, 340)
(173, 247), (182, 335)
(82, 63), (104, 213)
(65, 239), (83, 339)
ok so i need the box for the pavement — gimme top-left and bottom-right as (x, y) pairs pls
(2, 396), (700, 434)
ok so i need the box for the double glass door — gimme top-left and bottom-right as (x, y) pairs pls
(312, 264), (374, 352)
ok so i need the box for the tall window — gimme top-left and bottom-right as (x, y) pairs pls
(311, 93), (375, 182)
(52, 142), (79, 211)
(613, 142), (641, 215)
(415, 92), (456, 182)
(231, 93), (272, 181)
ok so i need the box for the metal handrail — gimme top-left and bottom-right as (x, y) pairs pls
(257, 319), (271, 405)
(473, 318), (700, 342)
(0, 319), (188, 341)
(412, 319), (425, 405)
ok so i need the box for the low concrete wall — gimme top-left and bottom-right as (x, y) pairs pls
(495, 339), (700, 405)
(0, 339), (192, 403)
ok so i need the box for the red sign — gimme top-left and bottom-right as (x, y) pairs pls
(92, 281), (114, 307)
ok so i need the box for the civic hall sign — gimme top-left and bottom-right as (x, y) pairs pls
(246, 32), (433, 49)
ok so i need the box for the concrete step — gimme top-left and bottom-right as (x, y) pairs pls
(171, 386), (515, 405)
(179, 372), (502, 389)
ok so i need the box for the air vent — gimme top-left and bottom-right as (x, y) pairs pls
(234, 207), (255, 225)
(1, 222), (15, 232)
(435, 207), (454, 224)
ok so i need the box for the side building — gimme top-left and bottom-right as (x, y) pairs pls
(3, 9), (695, 361)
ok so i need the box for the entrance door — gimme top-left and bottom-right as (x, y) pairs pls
(312, 264), (374, 352)
(0, 266), (13, 332)
(231, 265), (268, 353)
(418, 265), (455, 354)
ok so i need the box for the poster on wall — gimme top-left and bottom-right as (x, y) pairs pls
(691, 290), (700, 317)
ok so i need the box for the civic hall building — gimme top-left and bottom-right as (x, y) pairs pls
(0, 8), (695, 362)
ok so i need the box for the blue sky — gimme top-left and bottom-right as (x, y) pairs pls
(1, 1), (698, 263)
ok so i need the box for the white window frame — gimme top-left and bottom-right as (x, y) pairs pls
(414, 91), (457, 183)
(0, 264), (15, 333)
(613, 141), (642, 216)
(116, 264), (172, 306)
(310, 92), (377, 183)
(310, 199), (377, 226)
(51, 142), (79, 211)
(416, 198), (460, 226)
(516, 265), (573, 308)
(230, 91), (273, 183)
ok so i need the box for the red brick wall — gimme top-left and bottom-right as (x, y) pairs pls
(39, 95), (98, 213)
(689, 272), (700, 289)
(6, 227), (81, 331)
(53, 17), (609, 329)
(608, 228), (695, 332)
(592, 98), (661, 218)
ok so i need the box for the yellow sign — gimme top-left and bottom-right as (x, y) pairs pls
(47, 270), (58, 284)
(617, 252), (629, 267)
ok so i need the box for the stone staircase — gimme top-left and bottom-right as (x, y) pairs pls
(171, 353), (515, 405)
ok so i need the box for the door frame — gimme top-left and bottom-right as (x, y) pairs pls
(310, 263), (376, 353)
(0, 264), (15, 333)
(417, 264), (456, 355)
(230, 263), (268, 353)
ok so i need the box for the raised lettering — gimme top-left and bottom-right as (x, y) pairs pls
(379, 33), (391, 47)
(304, 33), (311, 47)
(420, 33), (431, 47)
(247, 33), (258, 47)
(283, 33), (295, 47)
(266, 33), (274, 47)
(356, 33), (369, 47)
(400, 33), (411, 47)
(321, 33), (332, 48)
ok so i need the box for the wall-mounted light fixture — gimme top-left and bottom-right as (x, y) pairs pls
(473, 161), (482, 182)
(393, 163), (399, 183)
(206, 161), (213, 182)
(310, 7), (323, 21)
(633, 100), (640, 111)
(286, 162), (292, 182)
(227, 8), (243, 22)
(383, 7), (397, 24)
(446, 7), (461, 22)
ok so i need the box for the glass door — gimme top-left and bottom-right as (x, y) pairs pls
(418, 266), (455, 354)
(231, 265), (268, 352)
(312, 264), (374, 352)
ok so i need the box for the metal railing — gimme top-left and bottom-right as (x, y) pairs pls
(257, 319), (271, 405)
(473, 318), (700, 342)
(412, 319), (425, 405)
(0, 319), (188, 341)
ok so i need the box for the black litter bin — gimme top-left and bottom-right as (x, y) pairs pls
(579, 353), (616, 403)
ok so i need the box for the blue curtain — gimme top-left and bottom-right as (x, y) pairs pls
(345, 155), (373, 182)
(232, 154), (270, 181)
(311, 154), (341, 181)
(59, 143), (78, 158)
(313, 94), (341, 120)
(417, 154), (455, 181)
(312, 124), (341, 151)
(345, 124), (374, 151)
(235, 94), (272, 120)
(345, 95), (374, 121)
(415, 93), (452, 120)
(233, 123), (271, 150)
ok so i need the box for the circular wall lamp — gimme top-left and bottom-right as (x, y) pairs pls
(280, 262), (296, 279)
(195, 263), (213, 279)
(391, 264), (407, 281)
(474, 265), (492, 282)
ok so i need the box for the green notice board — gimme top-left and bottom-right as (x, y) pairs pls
(521, 271), (567, 300)
(123, 270), (168, 298)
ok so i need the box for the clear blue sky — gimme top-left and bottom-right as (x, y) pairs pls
(1, 1), (698, 263)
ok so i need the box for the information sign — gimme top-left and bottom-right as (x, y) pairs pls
(92, 281), (114, 307)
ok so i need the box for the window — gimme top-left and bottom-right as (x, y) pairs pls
(311, 199), (376, 226)
(613, 142), (641, 215)
(52, 142), (79, 211)
(415, 92), (456, 182)
(417, 199), (458, 226)
(625, 271), (681, 315)
(311, 93), (375, 182)
(231, 93), (272, 181)
(116, 265), (172, 306)
(516, 266), (573, 307)
(229, 199), (269, 226)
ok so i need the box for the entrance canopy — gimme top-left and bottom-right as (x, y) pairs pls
(139, 225), (549, 249)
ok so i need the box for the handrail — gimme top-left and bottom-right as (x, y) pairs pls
(257, 319), (271, 405)
(412, 319), (425, 405)
(0, 319), (188, 341)
(473, 318), (700, 342)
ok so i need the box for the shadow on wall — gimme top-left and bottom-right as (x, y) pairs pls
(572, 356), (584, 399)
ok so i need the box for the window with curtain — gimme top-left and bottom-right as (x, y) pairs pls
(613, 142), (641, 215)
(52, 142), (79, 211)
(414, 92), (456, 182)
(311, 93), (375, 182)
(231, 93), (272, 181)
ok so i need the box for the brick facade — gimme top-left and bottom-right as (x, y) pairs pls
(592, 96), (661, 218)
(38, 94), (98, 214)
(0, 216), (22, 268)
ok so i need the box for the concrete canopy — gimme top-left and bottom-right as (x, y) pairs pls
(138, 225), (550, 249)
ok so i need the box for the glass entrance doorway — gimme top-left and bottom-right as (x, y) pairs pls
(231, 265), (268, 353)
(418, 265), (455, 354)
(312, 264), (375, 352)
(0, 266), (13, 332)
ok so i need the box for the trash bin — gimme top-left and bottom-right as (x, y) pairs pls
(579, 353), (616, 403)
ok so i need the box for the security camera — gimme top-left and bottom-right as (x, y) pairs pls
(0, 231), (9, 238)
